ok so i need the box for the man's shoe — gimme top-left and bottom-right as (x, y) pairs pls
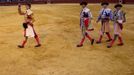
(107, 45), (112, 48)
(91, 39), (94, 45)
(35, 44), (41, 47)
(96, 41), (101, 44)
(77, 44), (83, 47)
(106, 39), (112, 42)
(117, 43), (124, 46)
(18, 45), (24, 48)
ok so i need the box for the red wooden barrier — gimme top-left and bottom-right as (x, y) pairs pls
(0, 0), (134, 6)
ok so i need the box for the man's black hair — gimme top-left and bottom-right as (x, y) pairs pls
(101, 2), (109, 6)
(26, 3), (31, 8)
(114, 4), (123, 8)
(80, 1), (88, 6)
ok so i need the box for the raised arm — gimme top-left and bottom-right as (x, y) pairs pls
(18, 4), (25, 15)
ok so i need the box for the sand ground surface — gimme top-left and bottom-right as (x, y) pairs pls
(0, 4), (134, 75)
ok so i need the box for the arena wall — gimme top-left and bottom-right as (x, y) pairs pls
(0, 0), (134, 6)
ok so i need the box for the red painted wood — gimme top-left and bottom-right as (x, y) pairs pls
(0, 0), (134, 5)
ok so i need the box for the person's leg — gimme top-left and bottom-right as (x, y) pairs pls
(107, 23), (119, 48)
(105, 21), (112, 42)
(34, 35), (41, 47)
(117, 30), (124, 46)
(106, 32), (112, 42)
(77, 27), (86, 47)
(85, 32), (94, 45)
(96, 21), (104, 44)
(77, 36), (85, 47)
(118, 35), (124, 46)
(18, 37), (28, 48)
(107, 34), (118, 48)
(96, 33), (103, 44)
(30, 24), (41, 47)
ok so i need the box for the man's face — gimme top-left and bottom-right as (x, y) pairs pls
(81, 5), (86, 8)
(116, 7), (121, 10)
(26, 5), (30, 10)
(102, 5), (108, 8)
